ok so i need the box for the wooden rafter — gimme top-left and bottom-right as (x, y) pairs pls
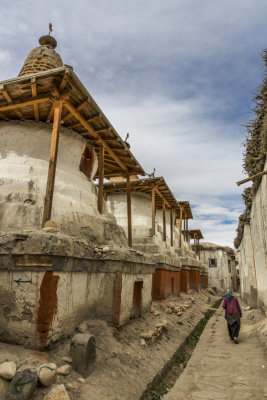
(63, 99), (128, 172)
(31, 78), (39, 121)
(155, 186), (171, 208)
(0, 94), (51, 113)
(62, 99), (88, 123)
(0, 85), (23, 118)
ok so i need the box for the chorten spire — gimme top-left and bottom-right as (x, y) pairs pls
(19, 26), (63, 77)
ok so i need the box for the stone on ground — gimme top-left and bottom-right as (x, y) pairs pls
(5, 369), (37, 400)
(0, 377), (10, 400)
(43, 384), (70, 400)
(37, 363), (57, 387)
(0, 361), (16, 380)
(56, 365), (71, 376)
(70, 333), (96, 378)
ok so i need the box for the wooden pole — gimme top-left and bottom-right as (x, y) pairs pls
(236, 170), (267, 186)
(179, 207), (183, 248)
(98, 145), (104, 214)
(185, 218), (188, 242)
(152, 186), (156, 236)
(126, 173), (132, 247)
(163, 200), (166, 242)
(170, 208), (173, 247)
(42, 98), (62, 227)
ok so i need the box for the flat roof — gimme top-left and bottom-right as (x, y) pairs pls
(188, 229), (204, 239)
(0, 66), (145, 178)
(103, 176), (179, 209)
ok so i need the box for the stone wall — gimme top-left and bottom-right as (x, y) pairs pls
(0, 232), (155, 350)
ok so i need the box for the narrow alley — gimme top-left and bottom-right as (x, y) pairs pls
(164, 300), (267, 400)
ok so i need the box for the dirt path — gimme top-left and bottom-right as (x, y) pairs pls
(164, 302), (267, 400)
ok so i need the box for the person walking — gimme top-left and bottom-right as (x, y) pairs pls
(222, 289), (242, 344)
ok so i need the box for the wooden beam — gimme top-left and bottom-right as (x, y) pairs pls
(0, 94), (51, 113)
(46, 102), (56, 123)
(170, 208), (173, 247)
(152, 186), (156, 236)
(42, 98), (62, 227)
(69, 113), (102, 129)
(63, 100), (128, 172)
(126, 173), (132, 247)
(62, 99), (88, 123)
(31, 78), (39, 121)
(236, 170), (267, 186)
(0, 85), (23, 118)
(59, 74), (69, 92)
(98, 145), (104, 214)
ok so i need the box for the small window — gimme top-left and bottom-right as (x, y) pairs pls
(209, 258), (217, 268)
(80, 145), (94, 179)
(228, 260), (231, 273)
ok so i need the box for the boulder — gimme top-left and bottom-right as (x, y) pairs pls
(0, 361), (16, 380)
(70, 333), (96, 378)
(6, 369), (37, 400)
(44, 384), (70, 400)
(37, 363), (57, 387)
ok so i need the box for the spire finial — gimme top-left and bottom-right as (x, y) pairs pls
(49, 23), (53, 36)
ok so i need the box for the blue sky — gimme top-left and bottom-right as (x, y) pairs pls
(0, 0), (267, 246)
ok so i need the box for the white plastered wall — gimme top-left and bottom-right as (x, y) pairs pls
(238, 158), (267, 310)
(0, 121), (103, 235)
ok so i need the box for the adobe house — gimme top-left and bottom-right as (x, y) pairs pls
(0, 33), (156, 350)
(103, 177), (182, 299)
(199, 243), (237, 293)
(177, 206), (202, 293)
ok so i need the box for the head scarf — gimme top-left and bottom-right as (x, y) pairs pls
(226, 289), (233, 302)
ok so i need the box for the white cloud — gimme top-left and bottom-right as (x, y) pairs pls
(0, 0), (266, 247)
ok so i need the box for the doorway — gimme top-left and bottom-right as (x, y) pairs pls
(133, 281), (143, 318)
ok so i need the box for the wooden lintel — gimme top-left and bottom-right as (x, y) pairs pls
(126, 173), (132, 247)
(42, 99), (63, 227)
(31, 78), (39, 121)
(98, 145), (104, 214)
(63, 100), (128, 172)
